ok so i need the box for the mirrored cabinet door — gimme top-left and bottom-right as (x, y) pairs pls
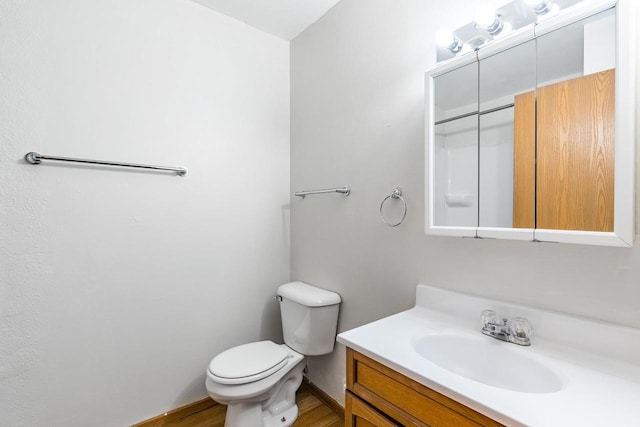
(536, 8), (616, 234)
(478, 40), (536, 230)
(433, 62), (479, 229)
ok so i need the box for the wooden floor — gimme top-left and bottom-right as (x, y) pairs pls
(144, 384), (343, 427)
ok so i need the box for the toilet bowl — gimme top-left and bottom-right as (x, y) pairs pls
(206, 342), (305, 427)
(205, 282), (341, 427)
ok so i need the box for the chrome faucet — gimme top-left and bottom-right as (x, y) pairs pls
(481, 310), (532, 346)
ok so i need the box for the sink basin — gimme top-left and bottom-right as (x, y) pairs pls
(413, 334), (563, 393)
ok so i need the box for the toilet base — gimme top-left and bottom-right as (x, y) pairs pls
(263, 404), (298, 427)
(223, 359), (305, 427)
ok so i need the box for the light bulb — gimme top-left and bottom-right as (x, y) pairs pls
(435, 28), (455, 48)
(475, 4), (504, 35)
(435, 28), (464, 53)
(475, 4), (498, 28)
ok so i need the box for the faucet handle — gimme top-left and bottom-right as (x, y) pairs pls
(507, 317), (532, 345)
(481, 309), (499, 327)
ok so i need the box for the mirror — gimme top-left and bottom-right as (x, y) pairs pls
(536, 8), (615, 233)
(433, 62), (478, 229)
(479, 40), (536, 229)
(426, 1), (636, 246)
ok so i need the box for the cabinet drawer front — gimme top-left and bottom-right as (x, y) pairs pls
(347, 349), (503, 427)
(346, 391), (400, 427)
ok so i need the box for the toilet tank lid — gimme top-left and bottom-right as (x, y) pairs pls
(277, 281), (341, 307)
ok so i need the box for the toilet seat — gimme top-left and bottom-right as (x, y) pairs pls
(208, 341), (289, 385)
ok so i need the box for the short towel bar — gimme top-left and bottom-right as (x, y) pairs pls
(294, 186), (351, 198)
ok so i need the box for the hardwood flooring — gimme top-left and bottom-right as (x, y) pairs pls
(135, 383), (343, 427)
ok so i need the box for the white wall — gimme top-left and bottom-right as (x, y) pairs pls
(0, 0), (289, 425)
(291, 0), (640, 403)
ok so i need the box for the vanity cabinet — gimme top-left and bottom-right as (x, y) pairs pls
(345, 348), (503, 427)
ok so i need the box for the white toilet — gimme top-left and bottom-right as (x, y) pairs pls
(205, 281), (341, 427)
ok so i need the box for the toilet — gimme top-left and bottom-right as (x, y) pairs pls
(205, 281), (341, 427)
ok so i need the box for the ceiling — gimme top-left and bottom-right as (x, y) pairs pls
(192, 0), (342, 41)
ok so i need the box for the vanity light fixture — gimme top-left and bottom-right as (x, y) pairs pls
(434, 0), (575, 61)
(435, 28), (464, 53)
(475, 4), (505, 35)
(522, 0), (556, 15)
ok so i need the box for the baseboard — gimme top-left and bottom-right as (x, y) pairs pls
(302, 377), (345, 419)
(132, 378), (344, 426)
(131, 397), (218, 427)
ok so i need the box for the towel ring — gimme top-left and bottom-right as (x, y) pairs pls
(379, 187), (407, 227)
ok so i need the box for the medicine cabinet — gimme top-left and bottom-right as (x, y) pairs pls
(425, 0), (636, 246)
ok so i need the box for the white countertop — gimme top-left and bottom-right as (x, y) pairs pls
(337, 284), (640, 426)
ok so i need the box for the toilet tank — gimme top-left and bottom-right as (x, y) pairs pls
(277, 281), (341, 356)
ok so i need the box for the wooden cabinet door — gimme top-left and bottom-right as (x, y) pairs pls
(345, 392), (399, 427)
(536, 69), (615, 232)
(347, 349), (502, 427)
(512, 91), (536, 229)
